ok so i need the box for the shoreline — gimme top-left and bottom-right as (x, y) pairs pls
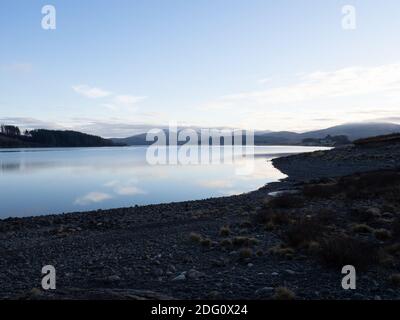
(1, 143), (399, 300)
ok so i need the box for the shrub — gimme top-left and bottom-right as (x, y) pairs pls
(385, 243), (400, 255)
(283, 218), (324, 248)
(255, 208), (291, 226)
(315, 209), (337, 225)
(374, 229), (391, 241)
(340, 170), (400, 191)
(307, 241), (321, 254)
(352, 224), (374, 234)
(388, 274), (400, 287)
(269, 245), (295, 257)
(232, 236), (259, 247)
(240, 220), (252, 229)
(239, 248), (253, 259)
(232, 236), (248, 246)
(219, 226), (231, 237)
(256, 249), (264, 257)
(200, 238), (212, 247)
(392, 218), (400, 240)
(378, 250), (396, 267)
(350, 208), (377, 223)
(268, 194), (304, 209)
(189, 232), (202, 242)
(273, 287), (296, 300)
(318, 236), (378, 270)
(219, 238), (232, 247)
(302, 183), (340, 198)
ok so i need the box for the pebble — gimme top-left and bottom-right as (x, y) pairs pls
(172, 272), (187, 281)
(353, 293), (364, 300)
(153, 268), (164, 277)
(255, 287), (274, 296)
(107, 275), (121, 282)
(187, 269), (205, 280)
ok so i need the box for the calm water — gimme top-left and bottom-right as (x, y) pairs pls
(0, 146), (327, 218)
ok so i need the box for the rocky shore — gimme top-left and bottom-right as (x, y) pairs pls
(1, 141), (400, 300)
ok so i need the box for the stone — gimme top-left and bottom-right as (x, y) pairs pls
(107, 275), (121, 282)
(255, 287), (274, 296)
(172, 272), (186, 281)
(366, 207), (381, 217)
(187, 269), (205, 280)
(153, 268), (164, 277)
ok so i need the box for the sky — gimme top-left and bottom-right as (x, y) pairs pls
(1, 0), (400, 137)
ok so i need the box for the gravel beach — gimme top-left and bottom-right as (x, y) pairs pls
(1, 142), (400, 300)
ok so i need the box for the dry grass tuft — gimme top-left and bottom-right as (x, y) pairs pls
(374, 228), (391, 241)
(239, 247), (253, 259)
(219, 238), (232, 247)
(388, 274), (400, 287)
(219, 226), (231, 237)
(268, 194), (304, 209)
(200, 238), (212, 247)
(318, 236), (378, 270)
(269, 245), (295, 257)
(273, 287), (296, 300)
(283, 217), (324, 248)
(352, 224), (374, 234)
(189, 232), (202, 243)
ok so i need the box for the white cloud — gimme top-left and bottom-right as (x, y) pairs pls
(102, 179), (146, 196)
(74, 192), (113, 205)
(115, 186), (146, 196)
(0, 117), (62, 130)
(217, 63), (400, 107)
(114, 95), (147, 105)
(72, 85), (112, 99)
(72, 85), (146, 113)
(198, 179), (234, 189)
(197, 62), (400, 131)
(258, 77), (273, 84)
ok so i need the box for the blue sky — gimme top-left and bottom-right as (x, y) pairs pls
(1, 0), (400, 137)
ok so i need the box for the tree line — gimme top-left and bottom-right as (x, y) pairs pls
(0, 125), (121, 147)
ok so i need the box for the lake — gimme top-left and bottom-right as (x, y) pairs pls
(0, 146), (327, 218)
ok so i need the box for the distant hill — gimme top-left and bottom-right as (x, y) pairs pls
(255, 122), (400, 144)
(112, 133), (151, 146)
(298, 122), (400, 141)
(112, 122), (400, 146)
(0, 127), (123, 148)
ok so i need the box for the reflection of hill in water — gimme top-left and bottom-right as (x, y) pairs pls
(0, 160), (60, 173)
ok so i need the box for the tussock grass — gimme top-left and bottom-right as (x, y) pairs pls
(352, 224), (374, 234)
(239, 248), (253, 259)
(374, 229), (391, 241)
(318, 236), (378, 270)
(268, 194), (304, 209)
(283, 217), (324, 248)
(219, 226), (231, 237)
(273, 287), (296, 300)
(189, 232), (202, 243)
(200, 238), (212, 247)
(388, 274), (400, 287)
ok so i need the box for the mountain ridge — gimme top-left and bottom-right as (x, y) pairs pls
(111, 122), (400, 146)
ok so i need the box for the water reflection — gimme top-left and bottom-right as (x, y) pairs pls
(0, 146), (328, 218)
